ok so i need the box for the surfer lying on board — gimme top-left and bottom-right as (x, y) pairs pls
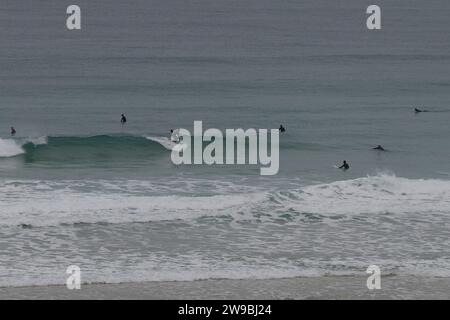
(414, 107), (428, 113)
(373, 145), (385, 151)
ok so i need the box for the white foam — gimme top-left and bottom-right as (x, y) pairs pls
(1, 174), (450, 287)
(0, 138), (25, 157)
(273, 173), (450, 217)
(0, 136), (48, 158)
(1, 174), (450, 227)
(2, 254), (449, 288)
(0, 180), (266, 227)
(25, 136), (48, 146)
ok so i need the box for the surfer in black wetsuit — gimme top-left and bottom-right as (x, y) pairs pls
(415, 107), (428, 113)
(373, 145), (385, 151)
(279, 125), (286, 133)
(339, 160), (350, 171)
(120, 114), (127, 125)
(170, 129), (179, 143)
(10, 127), (16, 136)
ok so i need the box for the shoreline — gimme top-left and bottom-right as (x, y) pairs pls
(1, 275), (449, 300)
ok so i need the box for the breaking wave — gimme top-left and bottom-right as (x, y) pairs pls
(0, 135), (174, 160)
(1, 173), (449, 227)
(0, 137), (47, 157)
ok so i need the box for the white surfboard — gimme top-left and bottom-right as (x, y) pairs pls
(145, 136), (187, 151)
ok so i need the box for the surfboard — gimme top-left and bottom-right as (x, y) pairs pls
(145, 136), (187, 151)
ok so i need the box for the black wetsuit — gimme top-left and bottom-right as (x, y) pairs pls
(339, 162), (350, 170)
(121, 115), (127, 124)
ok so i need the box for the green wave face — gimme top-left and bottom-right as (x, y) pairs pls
(21, 135), (169, 164)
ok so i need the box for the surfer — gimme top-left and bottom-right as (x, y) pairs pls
(120, 114), (127, 125)
(279, 124), (286, 133)
(10, 127), (16, 136)
(414, 107), (428, 113)
(338, 160), (350, 171)
(373, 145), (385, 151)
(170, 129), (179, 143)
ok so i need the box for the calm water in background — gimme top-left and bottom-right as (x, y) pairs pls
(0, 0), (449, 288)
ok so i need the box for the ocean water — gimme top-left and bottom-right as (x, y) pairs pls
(0, 0), (450, 289)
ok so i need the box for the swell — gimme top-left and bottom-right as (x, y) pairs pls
(0, 134), (312, 160)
